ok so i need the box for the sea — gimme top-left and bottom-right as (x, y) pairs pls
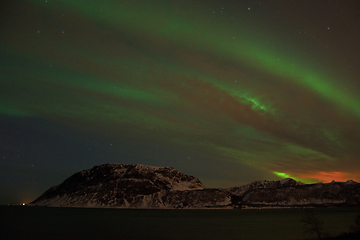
(1, 206), (359, 240)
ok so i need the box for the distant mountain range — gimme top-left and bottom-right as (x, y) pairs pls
(30, 163), (360, 208)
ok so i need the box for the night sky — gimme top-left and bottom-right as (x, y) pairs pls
(1, 0), (360, 204)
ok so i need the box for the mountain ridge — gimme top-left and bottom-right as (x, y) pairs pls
(30, 163), (360, 209)
(31, 163), (231, 208)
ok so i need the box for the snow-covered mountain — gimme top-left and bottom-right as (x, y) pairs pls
(230, 180), (360, 208)
(227, 178), (304, 196)
(30, 163), (360, 209)
(30, 163), (231, 208)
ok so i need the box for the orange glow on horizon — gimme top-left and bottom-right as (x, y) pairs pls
(297, 171), (358, 183)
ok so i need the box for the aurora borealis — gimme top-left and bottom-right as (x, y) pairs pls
(1, 0), (360, 204)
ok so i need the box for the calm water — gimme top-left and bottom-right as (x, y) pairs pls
(1, 206), (359, 240)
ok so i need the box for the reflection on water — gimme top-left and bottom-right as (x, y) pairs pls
(0, 206), (358, 240)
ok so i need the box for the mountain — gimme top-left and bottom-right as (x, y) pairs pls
(30, 163), (360, 209)
(30, 163), (232, 208)
(231, 180), (360, 208)
(227, 178), (305, 196)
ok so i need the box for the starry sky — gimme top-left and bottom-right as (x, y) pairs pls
(1, 0), (360, 204)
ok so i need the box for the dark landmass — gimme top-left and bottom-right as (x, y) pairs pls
(30, 163), (231, 208)
(230, 179), (360, 208)
(30, 163), (360, 209)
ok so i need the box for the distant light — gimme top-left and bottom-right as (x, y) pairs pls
(22, 203), (25, 206)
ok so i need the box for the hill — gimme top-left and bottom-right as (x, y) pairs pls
(31, 163), (360, 209)
(30, 163), (231, 208)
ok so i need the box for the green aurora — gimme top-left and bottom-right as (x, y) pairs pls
(1, 0), (360, 203)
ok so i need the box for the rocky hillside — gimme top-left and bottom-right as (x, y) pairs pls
(30, 163), (231, 208)
(231, 180), (360, 208)
(227, 178), (305, 196)
(30, 163), (360, 209)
